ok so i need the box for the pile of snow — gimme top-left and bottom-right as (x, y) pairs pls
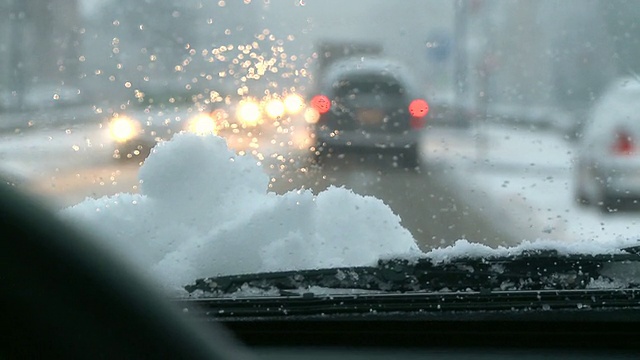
(61, 133), (422, 292)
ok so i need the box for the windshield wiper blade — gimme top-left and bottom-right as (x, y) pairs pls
(176, 289), (640, 318)
(184, 248), (640, 296)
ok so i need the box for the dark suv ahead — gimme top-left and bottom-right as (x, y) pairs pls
(308, 57), (429, 168)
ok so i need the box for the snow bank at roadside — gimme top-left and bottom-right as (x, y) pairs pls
(60, 133), (422, 293)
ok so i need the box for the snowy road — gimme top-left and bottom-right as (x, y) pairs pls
(269, 154), (518, 251)
(0, 122), (137, 206)
(2, 122), (637, 250)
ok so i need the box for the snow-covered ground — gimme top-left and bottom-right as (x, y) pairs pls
(0, 123), (114, 180)
(422, 124), (640, 245)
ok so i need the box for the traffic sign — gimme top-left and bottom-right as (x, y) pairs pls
(426, 30), (452, 63)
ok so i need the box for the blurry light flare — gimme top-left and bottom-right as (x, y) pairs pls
(409, 99), (429, 118)
(410, 116), (427, 130)
(310, 94), (331, 114)
(265, 98), (286, 119)
(284, 93), (305, 114)
(211, 108), (229, 122)
(304, 107), (321, 124)
(109, 117), (139, 142)
(236, 100), (261, 126)
(291, 129), (314, 150)
(613, 130), (634, 155)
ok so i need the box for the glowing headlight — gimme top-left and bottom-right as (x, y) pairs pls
(109, 117), (139, 142)
(284, 93), (304, 115)
(236, 100), (261, 127)
(188, 114), (217, 135)
(265, 98), (286, 119)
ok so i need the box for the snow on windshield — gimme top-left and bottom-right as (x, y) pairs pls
(61, 133), (639, 294)
(61, 132), (422, 291)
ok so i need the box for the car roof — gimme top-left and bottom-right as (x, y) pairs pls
(583, 77), (640, 144)
(318, 57), (420, 95)
(593, 78), (640, 123)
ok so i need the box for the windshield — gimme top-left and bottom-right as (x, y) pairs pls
(3, 0), (640, 299)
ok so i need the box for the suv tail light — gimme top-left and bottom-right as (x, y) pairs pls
(409, 98), (429, 129)
(310, 95), (331, 114)
(612, 129), (634, 155)
(409, 99), (429, 117)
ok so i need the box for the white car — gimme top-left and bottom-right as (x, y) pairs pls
(574, 78), (640, 212)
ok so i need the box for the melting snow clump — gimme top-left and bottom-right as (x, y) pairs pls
(61, 133), (423, 293)
(426, 239), (636, 264)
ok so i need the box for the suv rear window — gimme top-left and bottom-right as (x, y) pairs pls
(332, 76), (406, 98)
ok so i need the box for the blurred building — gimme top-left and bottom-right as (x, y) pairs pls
(0, 0), (80, 102)
(465, 0), (616, 116)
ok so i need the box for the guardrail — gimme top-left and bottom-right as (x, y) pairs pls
(0, 104), (105, 133)
(428, 101), (580, 140)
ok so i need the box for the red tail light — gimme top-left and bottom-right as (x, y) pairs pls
(612, 130), (634, 155)
(310, 95), (331, 114)
(409, 99), (429, 118)
(409, 99), (429, 129)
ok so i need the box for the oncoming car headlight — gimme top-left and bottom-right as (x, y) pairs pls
(109, 116), (140, 143)
(187, 114), (217, 135)
(186, 110), (230, 136)
(265, 98), (286, 120)
(284, 93), (305, 115)
(236, 99), (261, 127)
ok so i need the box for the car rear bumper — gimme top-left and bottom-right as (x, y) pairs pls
(600, 165), (640, 198)
(606, 176), (640, 197)
(315, 129), (420, 152)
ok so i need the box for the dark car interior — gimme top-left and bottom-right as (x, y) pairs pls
(0, 180), (245, 359)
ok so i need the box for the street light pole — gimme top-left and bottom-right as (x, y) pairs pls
(453, 0), (468, 127)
